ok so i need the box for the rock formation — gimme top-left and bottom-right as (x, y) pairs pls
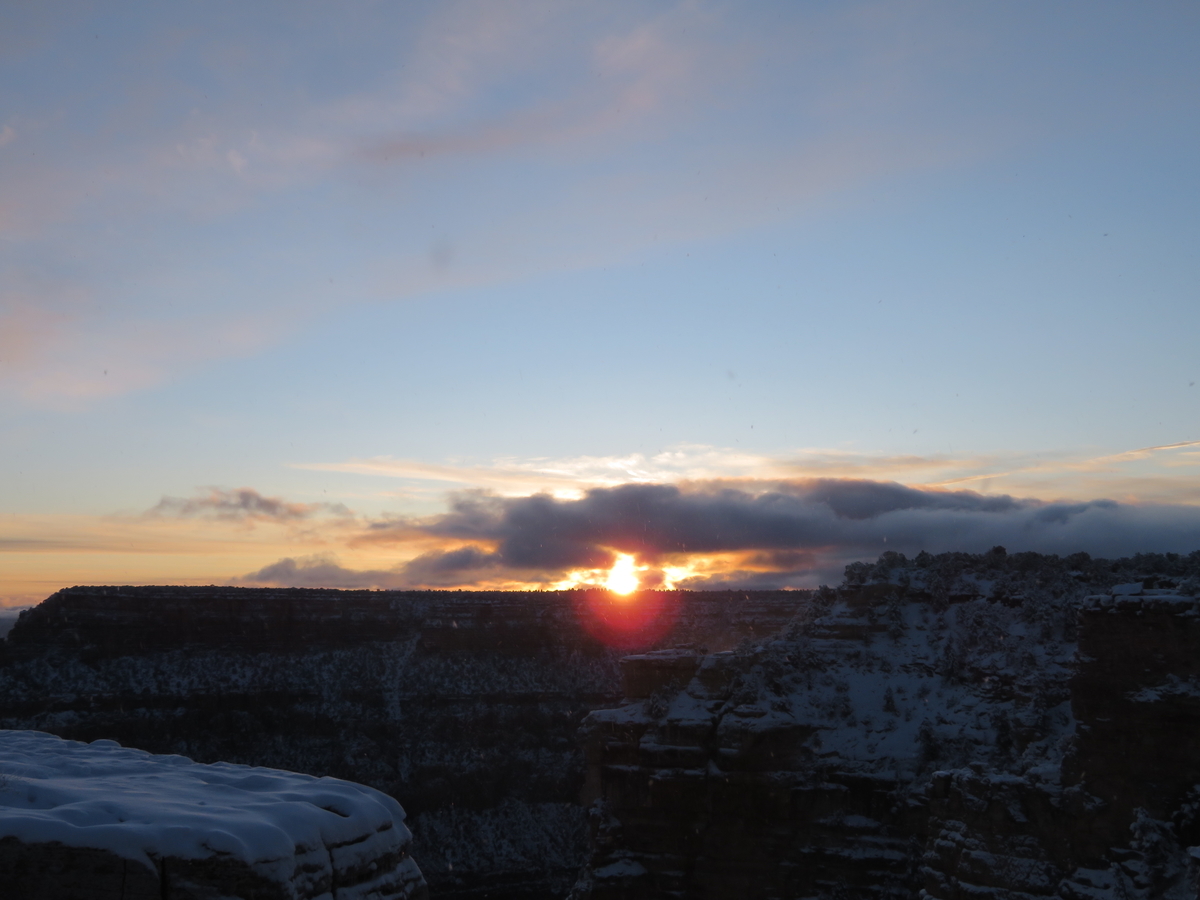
(572, 549), (1200, 899)
(0, 586), (804, 899)
(0, 729), (426, 900)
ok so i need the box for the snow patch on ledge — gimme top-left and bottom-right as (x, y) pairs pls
(0, 730), (421, 893)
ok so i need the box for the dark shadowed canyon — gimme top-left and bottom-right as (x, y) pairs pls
(2, 549), (1200, 898)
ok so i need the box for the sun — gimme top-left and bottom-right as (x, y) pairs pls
(604, 553), (640, 595)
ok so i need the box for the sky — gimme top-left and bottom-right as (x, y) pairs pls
(2, 0), (1199, 605)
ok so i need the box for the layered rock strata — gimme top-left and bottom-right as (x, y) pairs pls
(0, 586), (805, 899)
(574, 550), (1200, 900)
(0, 729), (426, 900)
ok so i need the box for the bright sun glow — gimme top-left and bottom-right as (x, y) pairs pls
(604, 554), (640, 594)
(660, 564), (697, 591)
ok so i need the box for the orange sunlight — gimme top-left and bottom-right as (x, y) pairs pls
(604, 553), (640, 595)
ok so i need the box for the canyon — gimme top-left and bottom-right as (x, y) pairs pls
(0, 584), (800, 898)
(2, 549), (1199, 898)
(574, 549), (1200, 899)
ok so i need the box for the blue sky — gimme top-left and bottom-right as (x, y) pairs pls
(2, 1), (1198, 602)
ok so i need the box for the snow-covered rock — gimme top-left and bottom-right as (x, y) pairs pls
(574, 548), (1200, 900)
(0, 730), (427, 899)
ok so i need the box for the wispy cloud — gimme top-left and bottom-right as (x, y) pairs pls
(297, 440), (1200, 508)
(295, 445), (781, 499)
(359, 1), (715, 163)
(2, 1), (1131, 406)
(0, 508), (365, 608)
(149, 487), (351, 524)
(0, 297), (78, 369)
(0, 296), (297, 406)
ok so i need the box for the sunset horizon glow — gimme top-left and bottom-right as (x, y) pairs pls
(1, 3), (1197, 607)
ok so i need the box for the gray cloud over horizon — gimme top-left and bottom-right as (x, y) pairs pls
(236, 479), (1200, 590)
(235, 555), (407, 590)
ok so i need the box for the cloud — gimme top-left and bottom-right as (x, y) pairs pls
(801, 479), (1021, 519)
(235, 554), (408, 590)
(0, 299), (76, 368)
(282, 442), (1200, 589)
(12, 1), (1180, 407)
(0, 291), (296, 406)
(0, 508), (376, 607)
(303, 440), (1200, 512)
(236, 549), (518, 590)
(150, 488), (350, 524)
(295, 445), (902, 499)
(390, 545), (512, 587)
(351, 479), (1200, 589)
(294, 448), (773, 507)
(359, 2), (712, 164)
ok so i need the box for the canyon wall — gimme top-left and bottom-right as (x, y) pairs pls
(571, 550), (1200, 900)
(4, 550), (1200, 899)
(0, 585), (805, 899)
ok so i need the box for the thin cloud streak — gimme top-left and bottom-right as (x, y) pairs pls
(149, 488), (352, 524)
(0, 299), (297, 405)
(299, 441), (1200, 508)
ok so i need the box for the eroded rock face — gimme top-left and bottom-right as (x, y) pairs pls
(573, 549), (1200, 900)
(1068, 589), (1200, 848)
(0, 586), (806, 899)
(0, 730), (426, 900)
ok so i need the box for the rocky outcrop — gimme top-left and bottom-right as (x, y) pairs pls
(1068, 587), (1200, 851)
(573, 549), (1200, 900)
(0, 585), (806, 899)
(0, 729), (426, 900)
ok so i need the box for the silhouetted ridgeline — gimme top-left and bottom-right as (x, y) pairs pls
(0, 585), (807, 899)
(2, 585), (807, 658)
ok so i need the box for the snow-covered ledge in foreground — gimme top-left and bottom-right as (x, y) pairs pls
(0, 730), (427, 900)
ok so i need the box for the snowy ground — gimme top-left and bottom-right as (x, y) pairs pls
(0, 730), (424, 898)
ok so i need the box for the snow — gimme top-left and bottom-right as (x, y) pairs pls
(1088, 589), (1198, 615)
(1128, 675), (1200, 704)
(1112, 583), (1144, 596)
(0, 730), (415, 891)
(589, 569), (1083, 791)
(594, 857), (648, 879)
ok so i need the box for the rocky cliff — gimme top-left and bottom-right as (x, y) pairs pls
(0, 585), (805, 899)
(572, 549), (1200, 899)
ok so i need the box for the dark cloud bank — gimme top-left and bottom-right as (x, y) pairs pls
(239, 479), (1200, 590)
